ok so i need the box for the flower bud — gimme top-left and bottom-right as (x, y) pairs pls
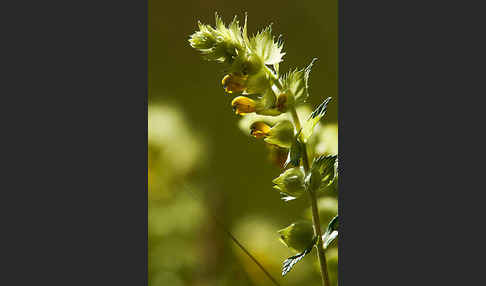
(189, 28), (218, 50)
(189, 15), (247, 65)
(272, 167), (306, 200)
(222, 73), (248, 93)
(231, 96), (256, 115)
(278, 220), (315, 252)
(250, 121), (271, 138)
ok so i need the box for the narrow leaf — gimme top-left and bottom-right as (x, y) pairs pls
(284, 134), (303, 168)
(322, 215), (339, 249)
(323, 231), (338, 249)
(282, 237), (317, 276)
(308, 154), (338, 192)
(302, 97), (331, 141)
(279, 59), (317, 106)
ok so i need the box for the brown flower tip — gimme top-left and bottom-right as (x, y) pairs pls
(276, 93), (288, 111)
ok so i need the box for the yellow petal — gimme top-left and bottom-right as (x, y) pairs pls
(250, 121), (271, 138)
(231, 96), (256, 115)
(222, 73), (248, 93)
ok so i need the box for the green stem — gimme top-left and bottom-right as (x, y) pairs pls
(269, 68), (331, 285)
(290, 107), (331, 286)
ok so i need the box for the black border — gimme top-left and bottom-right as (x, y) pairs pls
(338, 0), (477, 284)
(4, 0), (148, 284)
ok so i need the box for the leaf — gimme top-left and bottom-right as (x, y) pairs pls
(249, 25), (285, 65)
(284, 134), (303, 168)
(280, 58), (317, 106)
(308, 154), (338, 192)
(282, 237), (317, 276)
(326, 171), (339, 193)
(322, 215), (339, 249)
(315, 155), (338, 188)
(323, 231), (338, 249)
(301, 97), (332, 141)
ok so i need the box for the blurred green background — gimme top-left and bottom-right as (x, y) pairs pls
(149, 1), (337, 285)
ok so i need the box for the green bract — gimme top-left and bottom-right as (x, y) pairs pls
(322, 215), (339, 249)
(272, 167), (306, 201)
(284, 135), (303, 167)
(280, 58), (317, 107)
(302, 97), (332, 141)
(249, 25), (285, 66)
(278, 220), (315, 252)
(244, 69), (270, 94)
(307, 155), (338, 192)
(264, 120), (295, 148)
(253, 89), (282, 116)
(306, 155), (337, 191)
(189, 13), (284, 79)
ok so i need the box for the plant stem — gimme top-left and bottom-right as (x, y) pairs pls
(218, 221), (282, 286)
(182, 185), (281, 286)
(308, 182), (331, 286)
(290, 107), (331, 286)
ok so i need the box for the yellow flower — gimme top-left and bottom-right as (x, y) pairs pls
(231, 96), (256, 115)
(249, 121), (271, 138)
(222, 73), (248, 93)
(250, 120), (295, 148)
